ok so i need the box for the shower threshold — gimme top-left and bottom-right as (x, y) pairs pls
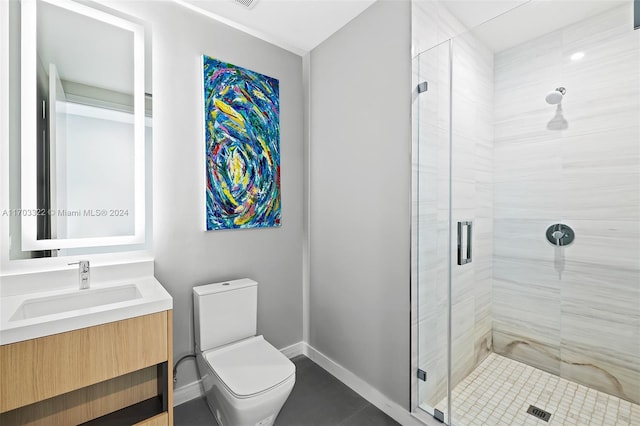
(424, 353), (639, 426)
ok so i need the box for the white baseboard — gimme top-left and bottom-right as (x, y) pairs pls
(303, 345), (425, 426)
(279, 341), (305, 359)
(173, 379), (203, 407)
(412, 408), (445, 426)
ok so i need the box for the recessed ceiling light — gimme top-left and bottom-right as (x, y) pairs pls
(232, 0), (258, 9)
(570, 52), (585, 61)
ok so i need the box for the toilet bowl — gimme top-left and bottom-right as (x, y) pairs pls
(196, 335), (295, 426)
(193, 279), (295, 426)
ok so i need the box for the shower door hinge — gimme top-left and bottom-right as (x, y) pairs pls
(417, 369), (427, 381)
(417, 81), (428, 93)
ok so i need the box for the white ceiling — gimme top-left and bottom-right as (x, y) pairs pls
(177, 0), (630, 56)
(442, 0), (528, 36)
(177, 0), (378, 55)
(36, 0), (631, 95)
(444, 0), (628, 53)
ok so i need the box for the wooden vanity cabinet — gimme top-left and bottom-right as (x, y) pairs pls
(0, 310), (174, 425)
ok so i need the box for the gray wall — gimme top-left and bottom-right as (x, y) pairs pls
(110, 1), (305, 390)
(309, 0), (412, 408)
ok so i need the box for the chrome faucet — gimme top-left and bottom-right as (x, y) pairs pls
(69, 260), (90, 289)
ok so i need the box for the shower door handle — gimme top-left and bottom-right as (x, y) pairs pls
(457, 221), (472, 265)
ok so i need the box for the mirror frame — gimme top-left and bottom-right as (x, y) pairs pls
(20, 0), (145, 250)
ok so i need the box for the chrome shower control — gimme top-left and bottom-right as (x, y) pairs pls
(546, 224), (575, 247)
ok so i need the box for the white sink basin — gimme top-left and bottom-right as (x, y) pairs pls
(1, 277), (172, 345)
(10, 284), (142, 321)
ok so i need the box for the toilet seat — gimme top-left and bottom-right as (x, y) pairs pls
(203, 335), (295, 399)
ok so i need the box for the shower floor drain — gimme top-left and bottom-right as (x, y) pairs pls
(527, 405), (551, 422)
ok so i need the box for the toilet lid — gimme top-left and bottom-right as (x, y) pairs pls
(204, 335), (295, 398)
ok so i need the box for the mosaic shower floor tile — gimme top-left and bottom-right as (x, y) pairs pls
(428, 353), (640, 426)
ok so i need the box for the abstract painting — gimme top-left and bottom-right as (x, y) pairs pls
(202, 55), (280, 230)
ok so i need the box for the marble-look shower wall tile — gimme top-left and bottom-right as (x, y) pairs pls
(561, 127), (639, 175)
(493, 4), (640, 404)
(493, 134), (562, 182)
(561, 260), (640, 326)
(492, 218), (561, 262)
(561, 136), (640, 222)
(412, 0), (440, 57)
(418, 310), (449, 408)
(412, 0), (467, 57)
(560, 260), (639, 404)
(563, 220), (640, 270)
(449, 22), (494, 398)
(492, 275), (561, 352)
(492, 329), (561, 377)
(493, 180), (564, 221)
(451, 296), (476, 385)
(560, 346), (640, 405)
(562, 1), (634, 46)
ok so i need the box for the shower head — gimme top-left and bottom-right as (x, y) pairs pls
(545, 87), (566, 105)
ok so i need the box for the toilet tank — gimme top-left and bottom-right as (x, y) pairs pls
(193, 278), (257, 352)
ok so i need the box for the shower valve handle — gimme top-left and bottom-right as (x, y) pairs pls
(546, 224), (575, 247)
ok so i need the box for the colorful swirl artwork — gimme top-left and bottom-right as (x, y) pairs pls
(202, 55), (280, 230)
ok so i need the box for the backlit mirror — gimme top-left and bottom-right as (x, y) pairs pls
(20, 0), (145, 251)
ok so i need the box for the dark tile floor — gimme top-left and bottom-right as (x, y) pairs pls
(174, 355), (400, 426)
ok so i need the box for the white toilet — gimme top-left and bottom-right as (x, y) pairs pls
(193, 278), (295, 426)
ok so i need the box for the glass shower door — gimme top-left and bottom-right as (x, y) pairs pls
(415, 39), (452, 423)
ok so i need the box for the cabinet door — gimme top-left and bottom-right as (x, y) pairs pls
(0, 312), (168, 412)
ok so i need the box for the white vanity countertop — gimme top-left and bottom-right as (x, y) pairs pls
(0, 276), (173, 345)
